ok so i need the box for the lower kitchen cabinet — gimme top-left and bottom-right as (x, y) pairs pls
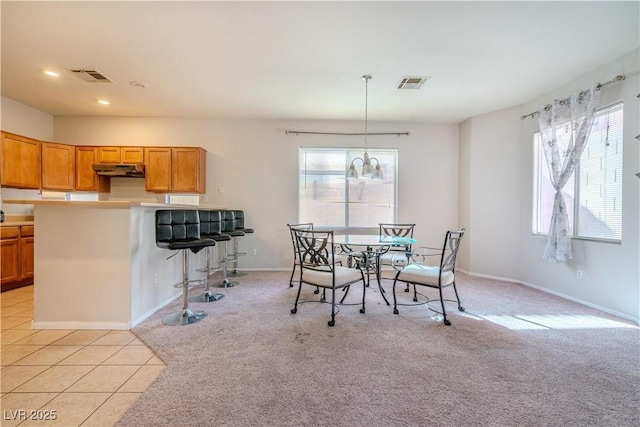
(1, 225), (35, 292)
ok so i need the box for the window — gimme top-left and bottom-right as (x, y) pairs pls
(298, 147), (397, 229)
(533, 102), (623, 241)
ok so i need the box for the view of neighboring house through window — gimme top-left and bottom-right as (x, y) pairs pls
(533, 102), (624, 241)
(298, 147), (397, 229)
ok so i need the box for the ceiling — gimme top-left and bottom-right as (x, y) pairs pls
(1, 1), (638, 124)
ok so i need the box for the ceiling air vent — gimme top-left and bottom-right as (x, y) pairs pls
(396, 76), (430, 90)
(69, 69), (113, 83)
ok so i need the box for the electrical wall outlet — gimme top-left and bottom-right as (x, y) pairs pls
(154, 273), (159, 285)
(576, 269), (583, 279)
(251, 249), (257, 256)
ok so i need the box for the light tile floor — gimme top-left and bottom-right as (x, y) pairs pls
(1, 285), (166, 426)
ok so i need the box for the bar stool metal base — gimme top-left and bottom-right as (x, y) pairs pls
(162, 308), (208, 326)
(189, 290), (225, 303)
(216, 278), (238, 288)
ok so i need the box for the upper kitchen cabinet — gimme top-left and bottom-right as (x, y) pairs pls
(76, 146), (110, 192)
(97, 146), (144, 164)
(1, 131), (41, 189)
(41, 141), (75, 191)
(144, 147), (206, 193)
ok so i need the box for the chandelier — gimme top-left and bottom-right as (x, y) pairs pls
(346, 75), (383, 180)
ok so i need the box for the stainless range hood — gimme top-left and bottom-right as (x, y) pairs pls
(92, 163), (145, 177)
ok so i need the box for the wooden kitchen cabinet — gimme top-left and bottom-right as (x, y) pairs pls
(97, 146), (144, 164)
(145, 147), (206, 193)
(144, 147), (172, 192)
(41, 141), (75, 191)
(1, 131), (41, 189)
(75, 146), (110, 192)
(172, 147), (206, 193)
(1, 225), (34, 292)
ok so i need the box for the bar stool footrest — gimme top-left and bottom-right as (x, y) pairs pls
(173, 278), (204, 289)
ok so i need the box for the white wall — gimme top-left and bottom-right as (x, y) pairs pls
(458, 106), (523, 279)
(0, 96), (54, 215)
(519, 49), (639, 322)
(461, 50), (639, 322)
(54, 117), (460, 271)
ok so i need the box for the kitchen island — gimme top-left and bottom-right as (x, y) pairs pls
(3, 199), (224, 330)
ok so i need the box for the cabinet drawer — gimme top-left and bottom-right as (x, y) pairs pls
(1, 227), (19, 239)
(21, 225), (34, 237)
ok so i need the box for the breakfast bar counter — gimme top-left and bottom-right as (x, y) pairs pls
(3, 199), (224, 330)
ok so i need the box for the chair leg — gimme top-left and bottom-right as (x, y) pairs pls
(360, 272), (366, 314)
(290, 281), (302, 314)
(328, 287), (336, 326)
(392, 278), (400, 315)
(289, 263), (297, 287)
(452, 280), (465, 312)
(412, 284), (418, 302)
(438, 285), (450, 326)
(163, 250), (208, 326)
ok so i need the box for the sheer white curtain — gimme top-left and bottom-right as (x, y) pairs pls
(537, 85), (600, 263)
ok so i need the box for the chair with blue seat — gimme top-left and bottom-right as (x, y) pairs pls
(155, 209), (217, 326)
(391, 229), (465, 326)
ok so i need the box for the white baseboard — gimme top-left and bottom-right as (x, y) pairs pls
(460, 269), (640, 325)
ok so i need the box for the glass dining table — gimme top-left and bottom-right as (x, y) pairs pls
(333, 234), (417, 305)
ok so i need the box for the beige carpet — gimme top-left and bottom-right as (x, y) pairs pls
(117, 271), (639, 427)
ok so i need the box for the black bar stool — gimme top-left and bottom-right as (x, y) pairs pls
(189, 210), (230, 303)
(215, 210), (244, 288)
(155, 210), (216, 326)
(230, 210), (254, 277)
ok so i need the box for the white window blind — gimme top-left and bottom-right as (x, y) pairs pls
(533, 102), (624, 241)
(298, 147), (397, 229)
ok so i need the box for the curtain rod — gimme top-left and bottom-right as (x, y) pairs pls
(286, 130), (410, 136)
(520, 75), (625, 120)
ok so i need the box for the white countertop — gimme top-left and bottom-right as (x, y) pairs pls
(2, 199), (226, 209)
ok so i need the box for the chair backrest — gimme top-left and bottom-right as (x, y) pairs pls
(156, 210), (201, 244)
(287, 223), (313, 261)
(222, 210), (236, 233)
(380, 223), (415, 253)
(292, 228), (335, 273)
(233, 210), (246, 229)
(440, 229), (465, 272)
(199, 210), (224, 236)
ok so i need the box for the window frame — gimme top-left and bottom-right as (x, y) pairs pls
(298, 147), (398, 232)
(532, 101), (624, 244)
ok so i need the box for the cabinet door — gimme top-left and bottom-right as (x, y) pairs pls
(42, 142), (75, 190)
(121, 147), (144, 164)
(1, 131), (41, 189)
(172, 147), (206, 193)
(1, 227), (20, 284)
(97, 147), (121, 163)
(20, 236), (34, 281)
(75, 146), (110, 192)
(144, 147), (171, 192)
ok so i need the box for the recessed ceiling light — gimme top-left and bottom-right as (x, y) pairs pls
(44, 70), (60, 78)
(97, 99), (110, 105)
